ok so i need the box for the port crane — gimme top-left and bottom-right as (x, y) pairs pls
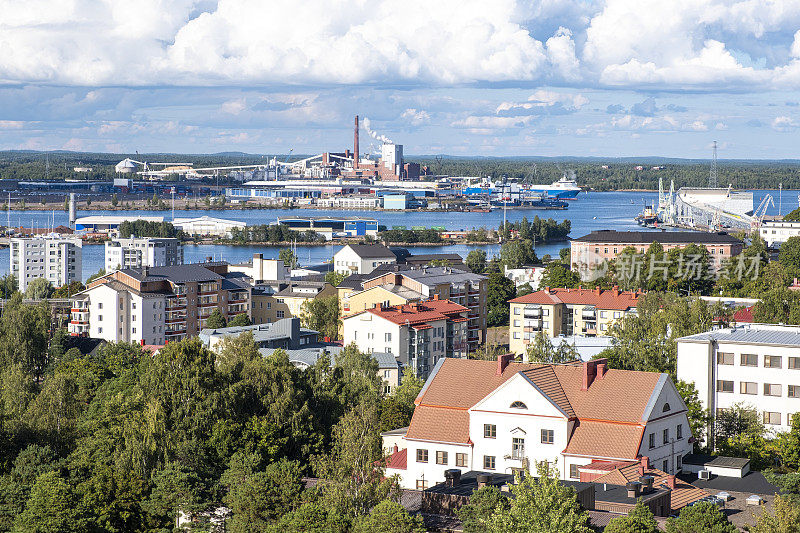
(752, 194), (775, 228)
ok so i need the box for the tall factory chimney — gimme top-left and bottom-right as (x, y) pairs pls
(354, 115), (359, 169)
(69, 193), (76, 229)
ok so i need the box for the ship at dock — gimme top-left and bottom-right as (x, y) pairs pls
(525, 172), (582, 200)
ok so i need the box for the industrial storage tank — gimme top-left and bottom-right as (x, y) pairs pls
(115, 158), (137, 174)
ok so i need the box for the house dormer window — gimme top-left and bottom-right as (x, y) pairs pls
(662, 403), (671, 412)
(510, 401), (527, 409)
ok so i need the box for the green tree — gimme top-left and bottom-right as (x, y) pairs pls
(664, 501), (736, 533)
(488, 463), (591, 533)
(539, 261), (580, 289)
(111, 193), (119, 207)
(86, 268), (107, 283)
(301, 295), (341, 340)
(352, 500), (424, 533)
(526, 332), (579, 364)
(0, 274), (17, 298)
(228, 313), (251, 327)
(279, 248), (299, 269)
(747, 494), (800, 533)
(676, 380), (711, 451)
(775, 413), (800, 470)
(13, 471), (87, 533)
(487, 272), (516, 327)
(604, 500), (659, 533)
(77, 465), (148, 533)
(325, 271), (347, 287)
(466, 249), (488, 274)
(457, 485), (509, 533)
(780, 236), (800, 280)
(714, 403), (770, 468)
(0, 295), (51, 379)
(24, 277), (53, 300)
(224, 458), (304, 532)
(205, 309), (227, 329)
(312, 401), (397, 519)
(275, 501), (350, 533)
(499, 239), (538, 270)
(379, 370), (424, 432)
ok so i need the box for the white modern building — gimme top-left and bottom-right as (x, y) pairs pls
(105, 237), (183, 272)
(504, 264), (545, 289)
(385, 357), (693, 490)
(342, 297), (470, 378)
(10, 236), (82, 292)
(759, 220), (800, 247)
(228, 254), (288, 283)
(677, 324), (800, 434)
(74, 215), (164, 233)
(333, 243), (396, 275)
(172, 216), (246, 238)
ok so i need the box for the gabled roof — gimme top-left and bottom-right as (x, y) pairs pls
(509, 287), (640, 311)
(347, 298), (468, 327)
(340, 243), (396, 259)
(407, 358), (666, 454)
(563, 422), (644, 460)
(385, 448), (407, 470)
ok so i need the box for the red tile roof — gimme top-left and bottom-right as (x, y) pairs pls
(344, 297), (468, 326)
(563, 421), (644, 460)
(409, 359), (665, 458)
(385, 448), (407, 470)
(733, 306), (754, 323)
(509, 287), (640, 310)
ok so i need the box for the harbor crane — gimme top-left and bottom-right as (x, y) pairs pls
(753, 194), (775, 228)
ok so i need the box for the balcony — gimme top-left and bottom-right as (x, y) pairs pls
(523, 308), (542, 319)
(581, 309), (597, 319)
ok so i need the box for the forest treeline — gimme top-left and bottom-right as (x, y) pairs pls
(3, 151), (800, 189)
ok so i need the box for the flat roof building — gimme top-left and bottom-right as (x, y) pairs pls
(570, 230), (744, 280)
(677, 323), (800, 433)
(274, 216), (378, 241)
(105, 237), (182, 272)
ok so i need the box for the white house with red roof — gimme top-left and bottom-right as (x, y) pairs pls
(385, 357), (693, 490)
(342, 296), (469, 379)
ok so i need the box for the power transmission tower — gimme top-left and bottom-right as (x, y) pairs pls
(708, 141), (718, 188)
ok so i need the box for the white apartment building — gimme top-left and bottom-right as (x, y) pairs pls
(10, 236), (82, 292)
(333, 244), (396, 275)
(759, 220), (800, 247)
(105, 237), (183, 272)
(342, 297), (468, 378)
(385, 357), (692, 490)
(677, 324), (800, 434)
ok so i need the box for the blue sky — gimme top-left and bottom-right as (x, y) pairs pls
(3, 0), (800, 159)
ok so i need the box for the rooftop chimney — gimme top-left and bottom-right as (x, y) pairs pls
(626, 481), (641, 499)
(444, 469), (461, 487)
(612, 285), (619, 297)
(393, 444), (399, 454)
(666, 474), (677, 490)
(582, 359), (602, 390)
(594, 286), (601, 295)
(596, 362), (607, 379)
(354, 115), (359, 169)
(477, 473), (492, 488)
(497, 353), (513, 375)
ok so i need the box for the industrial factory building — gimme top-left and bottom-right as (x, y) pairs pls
(272, 216), (379, 240)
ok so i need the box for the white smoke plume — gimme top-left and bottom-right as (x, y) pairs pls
(362, 117), (392, 144)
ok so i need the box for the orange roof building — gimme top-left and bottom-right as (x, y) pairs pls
(342, 296), (469, 379)
(508, 286), (640, 355)
(385, 357), (693, 492)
